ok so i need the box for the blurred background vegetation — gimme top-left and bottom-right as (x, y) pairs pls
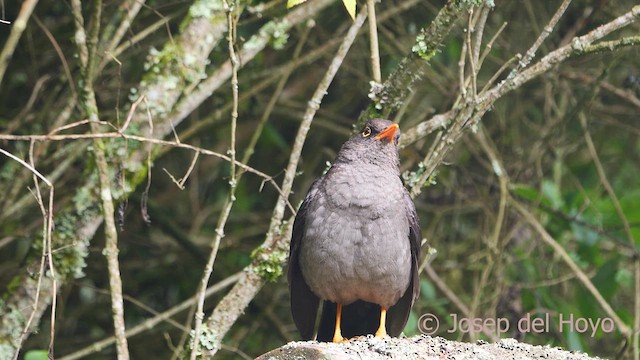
(1, 0), (639, 359)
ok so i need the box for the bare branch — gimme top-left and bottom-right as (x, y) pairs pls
(367, 0), (381, 83)
(0, 0), (39, 85)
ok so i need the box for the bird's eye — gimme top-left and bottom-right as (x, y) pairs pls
(362, 126), (372, 137)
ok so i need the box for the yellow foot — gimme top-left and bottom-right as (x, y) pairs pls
(332, 334), (349, 343)
(332, 303), (347, 343)
(374, 327), (388, 338)
(375, 307), (388, 338)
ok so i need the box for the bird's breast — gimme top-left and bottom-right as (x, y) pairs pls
(323, 163), (401, 214)
(298, 164), (412, 308)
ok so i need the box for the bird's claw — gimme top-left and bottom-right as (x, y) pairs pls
(332, 334), (349, 343)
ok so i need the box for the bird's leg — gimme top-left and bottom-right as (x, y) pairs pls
(332, 303), (345, 343)
(374, 307), (388, 338)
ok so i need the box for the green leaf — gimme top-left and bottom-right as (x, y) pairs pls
(541, 179), (563, 210)
(510, 183), (539, 202)
(24, 350), (49, 360)
(342, 0), (356, 20)
(287, 0), (308, 9)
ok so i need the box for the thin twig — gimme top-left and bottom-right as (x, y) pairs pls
(579, 114), (635, 246)
(472, 6), (489, 67)
(189, 2), (240, 357)
(580, 113), (638, 358)
(466, 9), (478, 99)
(477, 21), (507, 71)
(7, 74), (51, 130)
(0, 131), (294, 212)
(179, 151), (200, 189)
(513, 0), (573, 74)
(482, 5), (640, 105)
(119, 95), (147, 134)
(33, 16), (76, 98)
(110, 13), (174, 61)
(367, 0), (381, 83)
(27, 142), (58, 358)
(101, 0), (146, 66)
(458, 33), (467, 100)
(563, 71), (640, 109)
(0, 147), (54, 360)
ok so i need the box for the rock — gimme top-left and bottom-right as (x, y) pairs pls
(256, 335), (603, 360)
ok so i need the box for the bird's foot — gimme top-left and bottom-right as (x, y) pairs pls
(332, 334), (349, 343)
(374, 328), (388, 338)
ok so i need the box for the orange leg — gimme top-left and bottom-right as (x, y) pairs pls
(332, 303), (345, 343)
(374, 307), (388, 338)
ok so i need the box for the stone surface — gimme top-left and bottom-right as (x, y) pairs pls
(256, 335), (603, 360)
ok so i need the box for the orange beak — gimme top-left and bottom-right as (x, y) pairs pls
(374, 123), (399, 143)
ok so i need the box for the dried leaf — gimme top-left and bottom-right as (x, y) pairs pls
(287, 0), (308, 9)
(342, 0), (356, 20)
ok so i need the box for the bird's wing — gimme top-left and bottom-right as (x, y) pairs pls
(387, 189), (422, 336)
(288, 179), (322, 340)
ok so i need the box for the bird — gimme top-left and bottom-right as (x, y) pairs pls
(288, 118), (421, 342)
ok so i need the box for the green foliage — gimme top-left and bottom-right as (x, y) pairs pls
(24, 350), (49, 360)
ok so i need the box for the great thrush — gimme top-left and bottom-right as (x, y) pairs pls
(288, 119), (421, 342)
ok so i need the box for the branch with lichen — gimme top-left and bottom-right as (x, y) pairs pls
(408, 4), (640, 198)
(70, 0), (130, 358)
(364, 0), (486, 121)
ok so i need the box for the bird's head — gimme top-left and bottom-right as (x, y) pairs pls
(335, 119), (401, 169)
(360, 118), (400, 145)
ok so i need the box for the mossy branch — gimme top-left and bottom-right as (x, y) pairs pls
(362, 0), (485, 123)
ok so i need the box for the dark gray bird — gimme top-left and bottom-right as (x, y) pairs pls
(288, 119), (421, 342)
